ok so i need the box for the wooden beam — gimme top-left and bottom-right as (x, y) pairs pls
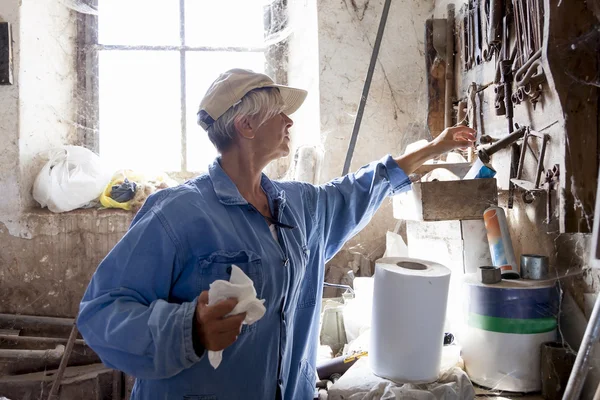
(544, 0), (599, 232)
(425, 19), (446, 139)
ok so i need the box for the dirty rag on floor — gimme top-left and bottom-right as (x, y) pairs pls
(328, 358), (474, 400)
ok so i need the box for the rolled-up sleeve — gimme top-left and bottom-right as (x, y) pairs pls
(303, 155), (411, 260)
(77, 208), (202, 380)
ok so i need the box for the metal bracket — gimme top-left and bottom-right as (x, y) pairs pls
(510, 127), (549, 203)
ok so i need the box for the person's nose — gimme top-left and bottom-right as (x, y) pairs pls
(283, 113), (294, 128)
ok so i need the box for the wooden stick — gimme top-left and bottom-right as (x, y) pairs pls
(48, 324), (79, 400)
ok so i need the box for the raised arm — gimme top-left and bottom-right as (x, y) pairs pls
(304, 126), (475, 260)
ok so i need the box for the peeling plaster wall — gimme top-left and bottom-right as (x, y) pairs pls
(0, 211), (131, 317)
(0, 0), (22, 216)
(18, 0), (79, 209)
(318, 0), (435, 260)
(0, 1), (133, 318)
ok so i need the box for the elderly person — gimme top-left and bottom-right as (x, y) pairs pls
(77, 69), (475, 399)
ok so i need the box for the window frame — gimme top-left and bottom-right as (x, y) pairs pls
(76, 0), (288, 177)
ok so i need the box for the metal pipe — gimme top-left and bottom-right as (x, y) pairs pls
(478, 126), (527, 163)
(0, 334), (86, 346)
(444, 4), (455, 129)
(488, 0), (503, 46)
(563, 293), (600, 399)
(0, 347), (64, 359)
(515, 128), (530, 179)
(0, 313), (74, 326)
(534, 134), (549, 188)
(342, 0), (392, 175)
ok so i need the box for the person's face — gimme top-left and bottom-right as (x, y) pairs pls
(251, 112), (294, 160)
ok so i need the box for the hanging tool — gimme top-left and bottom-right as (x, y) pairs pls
(480, 0), (491, 62)
(466, 3), (475, 70)
(477, 125), (526, 164)
(462, 10), (470, 70)
(514, 48), (546, 108)
(515, 49), (543, 87)
(342, 0), (392, 175)
(498, 11), (519, 208)
(473, 0), (483, 65)
(488, 0), (503, 51)
(544, 165), (559, 224)
(444, 4), (456, 129)
(510, 127), (549, 203)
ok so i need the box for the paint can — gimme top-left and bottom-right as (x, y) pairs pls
(462, 275), (560, 392)
(521, 254), (549, 280)
(483, 206), (519, 279)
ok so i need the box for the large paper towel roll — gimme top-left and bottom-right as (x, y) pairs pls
(369, 257), (451, 383)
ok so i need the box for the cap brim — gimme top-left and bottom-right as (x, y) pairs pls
(272, 85), (308, 116)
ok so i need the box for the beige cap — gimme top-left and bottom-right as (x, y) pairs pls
(197, 68), (308, 130)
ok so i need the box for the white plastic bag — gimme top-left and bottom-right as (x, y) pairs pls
(33, 146), (111, 213)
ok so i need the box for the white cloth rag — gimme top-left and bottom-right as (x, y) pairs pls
(207, 265), (266, 369)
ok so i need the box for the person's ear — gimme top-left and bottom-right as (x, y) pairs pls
(234, 116), (255, 140)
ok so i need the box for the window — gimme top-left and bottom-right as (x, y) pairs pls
(78, 0), (288, 176)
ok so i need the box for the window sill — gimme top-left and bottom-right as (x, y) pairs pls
(22, 207), (133, 218)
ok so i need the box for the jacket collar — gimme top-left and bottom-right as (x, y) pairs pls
(208, 158), (287, 211)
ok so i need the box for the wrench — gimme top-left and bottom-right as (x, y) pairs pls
(488, 0), (503, 47)
(545, 165), (560, 224)
(473, 0), (483, 65)
(463, 12), (470, 70)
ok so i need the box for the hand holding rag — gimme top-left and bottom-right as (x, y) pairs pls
(207, 265), (266, 369)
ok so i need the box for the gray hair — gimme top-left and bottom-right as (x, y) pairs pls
(206, 87), (286, 152)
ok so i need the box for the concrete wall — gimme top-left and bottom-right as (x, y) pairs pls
(0, 0), (21, 216)
(18, 0), (80, 209)
(0, 210), (131, 317)
(318, 0), (435, 262)
(0, 1), (132, 318)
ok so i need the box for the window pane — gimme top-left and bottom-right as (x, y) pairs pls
(185, 0), (265, 48)
(99, 51), (181, 172)
(186, 52), (266, 172)
(98, 0), (180, 46)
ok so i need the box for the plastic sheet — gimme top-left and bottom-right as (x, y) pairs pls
(32, 146), (111, 213)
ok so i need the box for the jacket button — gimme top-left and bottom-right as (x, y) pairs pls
(284, 259), (289, 267)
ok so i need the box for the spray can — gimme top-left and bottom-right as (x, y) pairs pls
(483, 206), (519, 279)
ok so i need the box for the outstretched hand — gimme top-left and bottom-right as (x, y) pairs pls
(394, 126), (476, 175)
(431, 126), (477, 155)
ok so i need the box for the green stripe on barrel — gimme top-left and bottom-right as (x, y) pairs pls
(468, 313), (557, 334)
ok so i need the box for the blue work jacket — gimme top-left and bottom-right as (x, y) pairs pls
(77, 155), (411, 399)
